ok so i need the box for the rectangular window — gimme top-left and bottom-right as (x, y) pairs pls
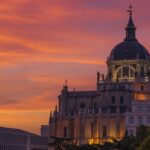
(110, 106), (116, 113)
(80, 123), (84, 138)
(120, 106), (127, 114)
(147, 117), (150, 124)
(141, 85), (144, 91)
(137, 106), (143, 112)
(138, 117), (143, 125)
(112, 96), (115, 104)
(147, 106), (150, 112)
(63, 126), (68, 137)
(129, 117), (134, 124)
(141, 66), (144, 77)
(91, 123), (93, 138)
(120, 96), (124, 104)
(102, 126), (107, 138)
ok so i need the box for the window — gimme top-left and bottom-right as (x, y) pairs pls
(94, 103), (98, 113)
(120, 106), (127, 114)
(141, 66), (144, 77)
(80, 103), (85, 109)
(80, 124), (84, 138)
(112, 96), (115, 104)
(141, 85), (144, 91)
(110, 106), (116, 113)
(129, 117), (134, 124)
(147, 117), (150, 124)
(128, 108), (132, 112)
(147, 106), (150, 112)
(91, 123), (94, 138)
(138, 117), (143, 125)
(63, 126), (68, 137)
(116, 66), (135, 80)
(102, 126), (107, 138)
(137, 106), (143, 112)
(120, 96), (124, 104)
(94, 102), (97, 108)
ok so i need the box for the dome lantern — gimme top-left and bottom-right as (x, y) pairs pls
(125, 5), (137, 41)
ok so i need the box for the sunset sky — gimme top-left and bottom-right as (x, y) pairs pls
(0, 0), (150, 134)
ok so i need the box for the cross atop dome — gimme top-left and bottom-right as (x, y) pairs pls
(127, 4), (133, 16)
(124, 3), (137, 41)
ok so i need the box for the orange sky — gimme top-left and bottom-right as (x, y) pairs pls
(0, 0), (150, 134)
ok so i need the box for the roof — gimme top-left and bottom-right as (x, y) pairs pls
(110, 41), (150, 61)
(67, 91), (97, 97)
(0, 127), (38, 136)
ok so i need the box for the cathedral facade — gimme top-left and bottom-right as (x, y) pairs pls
(49, 7), (150, 145)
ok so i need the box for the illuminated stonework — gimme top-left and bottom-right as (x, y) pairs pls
(134, 93), (150, 101)
(49, 7), (150, 146)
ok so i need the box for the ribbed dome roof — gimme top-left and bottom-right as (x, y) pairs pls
(110, 41), (150, 60)
(109, 8), (150, 61)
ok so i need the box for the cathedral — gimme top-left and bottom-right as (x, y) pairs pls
(49, 6), (150, 145)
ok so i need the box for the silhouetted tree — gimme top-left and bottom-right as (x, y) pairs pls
(137, 136), (150, 150)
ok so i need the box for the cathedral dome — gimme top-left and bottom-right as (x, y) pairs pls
(109, 8), (150, 61)
(110, 41), (150, 60)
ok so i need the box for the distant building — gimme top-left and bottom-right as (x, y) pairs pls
(0, 127), (48, 150)
(49, 6), (150, 145)
(41, 125), (49, 137)
(125, 99), (150, 135)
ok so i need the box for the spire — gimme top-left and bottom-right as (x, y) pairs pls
(125, 4), (137, 41)
(50, 111), (52, 118)
(65, 80), (68, 86)
(62, 79), (68, 92)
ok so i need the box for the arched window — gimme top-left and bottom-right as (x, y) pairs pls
(116, 66), (135, 80)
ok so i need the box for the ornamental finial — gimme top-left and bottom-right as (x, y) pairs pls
(65, 80), (68, 86)
(127, 1), (133, 16)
